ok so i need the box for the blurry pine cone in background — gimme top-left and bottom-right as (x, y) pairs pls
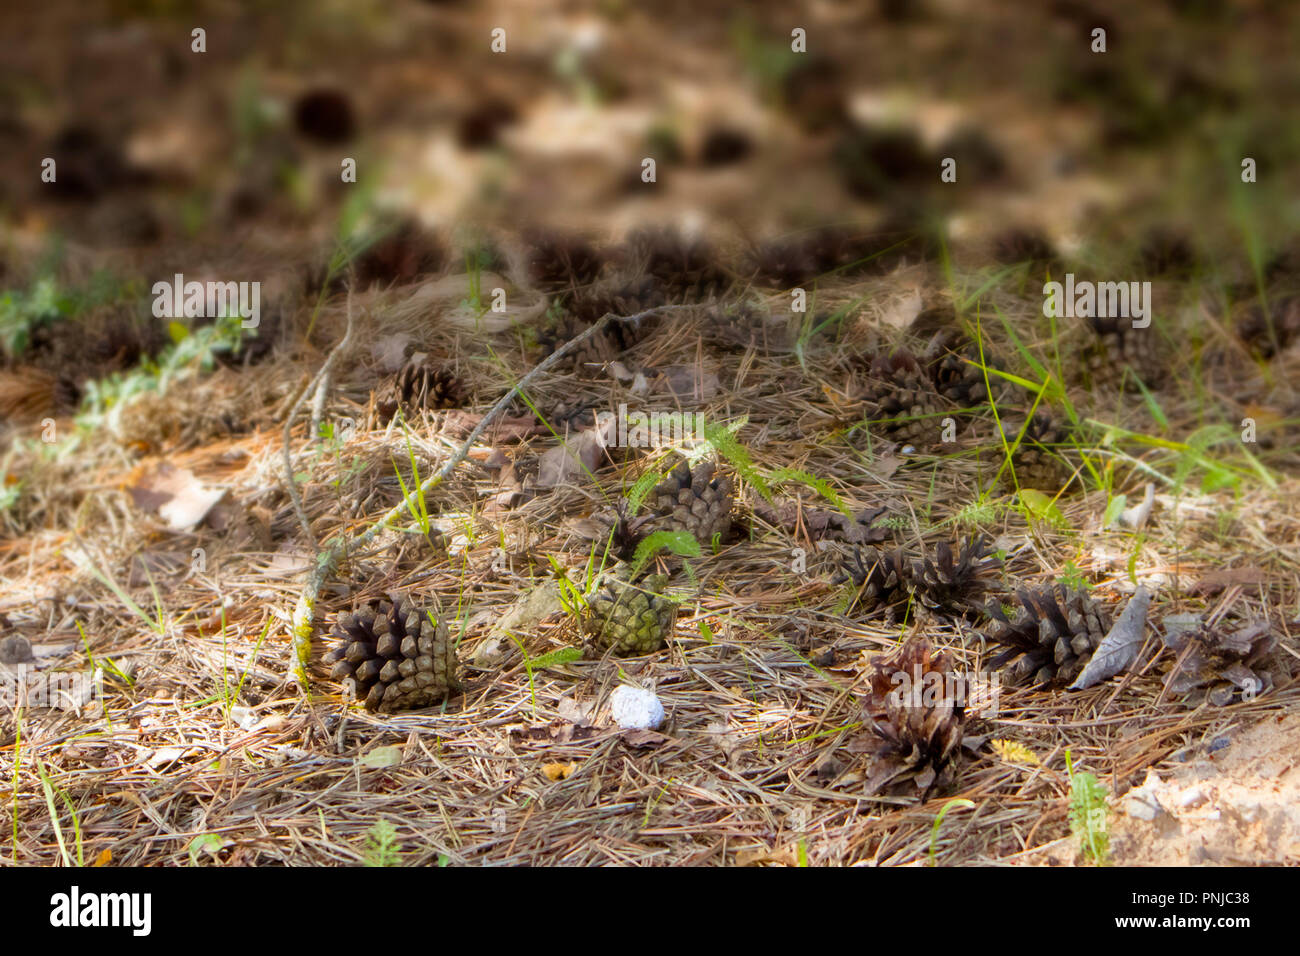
(852, 351), (942, 447)
(375, 356), (465, 423)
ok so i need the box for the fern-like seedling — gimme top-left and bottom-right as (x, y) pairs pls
(363, 820), (403, 867)
(1066, 750), (1110, 865)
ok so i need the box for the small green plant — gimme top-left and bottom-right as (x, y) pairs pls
(363, 820), (403, 867)
(1059, 560), (1091, 592)
(187, 833), (224, 865)
(508, 635), (582, 714)
(34, 755), (83, 867)
(391, 425), (436, 546)
(629, 529), (700, 579)
(1066, 749), (1110, 865)
(929, 798), (975, 866)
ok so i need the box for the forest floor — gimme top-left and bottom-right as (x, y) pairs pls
(1, 0), (1299, 865)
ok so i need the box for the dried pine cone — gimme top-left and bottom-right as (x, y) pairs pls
(910, 536), (999, 615)
(322, 594), (461, 712)
(1237, 295), (1300, 360)
(375, 357), (465, 423)
(853, 351), (942, 447)
(1003, 412), (1075, 492)
(924, 331), (998, 410)
(645, 460), (734, 545)
(982, 585), (1111, 687)
(834, 545), (912, 616)
(566, 275), (665, 325)
(621, 228), (730, 302)
(862, 638), (966, 796)
(585, 573), (677, 655)
(524, 232), (605, 290)
(1162, 619), (1279, 706)
(1084, 315), (1164, 389)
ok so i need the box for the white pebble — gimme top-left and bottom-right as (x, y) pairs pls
(609, 685), (665, 731)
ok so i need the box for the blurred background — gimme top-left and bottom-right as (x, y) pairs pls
(2, 0), (1299, 421)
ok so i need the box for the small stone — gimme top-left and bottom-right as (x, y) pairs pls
(0, 635), (34, 665)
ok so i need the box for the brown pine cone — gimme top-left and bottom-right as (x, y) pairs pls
(834, 545), (912, 616)
(982, 585), (1111, 687)
(524, 231), (605, 290)
(910, 536), (999, 615)
(1002, 412), (1075, 492)
(645, 460), (734, 545)
(1084, 315), (1164, 389)
(852, 351), (942, 447)
(1236, 295), (1300, 360)
(322, 594), (461, 712)
(1162, 618), (1280, 706)
(375, 357), (465, 423)
(862, 638), (966, 796)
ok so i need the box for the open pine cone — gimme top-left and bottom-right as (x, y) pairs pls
(982, 585), (1111, 687)
(910, 536), (999, 615)
(1084, 315), (1164, 389)
(645, 460), (734, 545)
(1236, 295), (1300, 360)
(375, 357), (465, 423)
(861, 638), (966, 796)
(585, 573), (677, 655)
(1003, 412), (1075, 492)
(1162, 618), (1279, 706)
(834, 545), (912, 616)
(322, 594), (461, 712)
(852, 351), (942, 447)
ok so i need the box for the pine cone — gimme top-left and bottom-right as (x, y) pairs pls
(1162, 619), (1279, 706)
(524, 232), (605, 290)
(922, 330), (998, 410)
(991, 227), (1058, 269)
(566, 275), (665, 325)
(1003, 412), (1075, 492)
(834, 545), (912, 616)
(645, 460), (734, 545)
(853, 351), (942, 447)
(621, 228), (730, 302)
(910, 536), (998, 615)
(862, 639), (966, 796)
(1084, 315), (1164, 389)
(982, 585), (1111, 687)
(322, 594), (461, 712)
(586, 573), (677, 655)
(1237, 295), (1300, 360)
(375, 357), (465, 423)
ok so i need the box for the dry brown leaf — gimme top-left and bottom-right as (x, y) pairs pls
(125, 462), (227, 532)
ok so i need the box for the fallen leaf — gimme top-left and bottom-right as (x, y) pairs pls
(93, 847), (112, 867)
(621, 729), (668, 749)
(357, 745), (403, 769)
(371, 333), (413, 373)
(535, 418), (615, 489)
(1192, 566), (1265, 595)
(126, 462), (227, 532)
(1068, 586), (1151, 690)
(655, 364), (720, 401)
